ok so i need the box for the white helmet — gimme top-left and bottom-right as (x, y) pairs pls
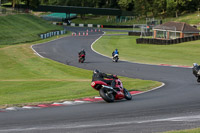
(193, 63), (198, 67)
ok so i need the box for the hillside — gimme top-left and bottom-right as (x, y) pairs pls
(0, 14), (63, 45)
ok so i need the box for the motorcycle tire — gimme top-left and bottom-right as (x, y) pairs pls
(113, 57), (118, 62)
(99, 88), (115, 103)
(123, 88), (132, 100)
(79, 58), (85, 63)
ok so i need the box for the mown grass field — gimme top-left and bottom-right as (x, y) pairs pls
(0, 14), (63, 45)
(0, 14), (161, 108)
(93, 32), (200, 66)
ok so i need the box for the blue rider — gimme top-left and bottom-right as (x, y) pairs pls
(112, 49), (119, 57)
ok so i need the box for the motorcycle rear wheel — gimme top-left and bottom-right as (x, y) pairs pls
(123, 88), (132, 100)
(99, 88), (115, 103)
(79, 58), (85, 63)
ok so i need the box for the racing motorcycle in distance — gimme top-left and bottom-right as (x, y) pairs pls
(112, 54), (119, 62)
(192, 63), (200, 83)
(91, 76), (132, 103)
(78, 54), (85, 63)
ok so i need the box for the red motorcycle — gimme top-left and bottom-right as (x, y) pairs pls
(91, 76), (132, 103)
(79, 54), (85, 63)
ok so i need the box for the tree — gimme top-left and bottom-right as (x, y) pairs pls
(166, 0), (192, 17)
(149, 0), (167, 17)
(134, 0), (149, 17)
(9, 0), (20, 8)
(118, 0), (133, 11)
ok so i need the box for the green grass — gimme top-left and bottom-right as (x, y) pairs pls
(0, 42), (161, 107)
(93, 33), (200, 66)
(0, 14), (63, 45)
(163, 128), (200, 133)
(163, 11), (200, 25)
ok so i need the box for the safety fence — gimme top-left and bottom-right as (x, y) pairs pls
(136, 35), (200, 45)
(39, 30), (66, 39)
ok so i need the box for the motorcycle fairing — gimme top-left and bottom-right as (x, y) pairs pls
(91, 81), (108, 90)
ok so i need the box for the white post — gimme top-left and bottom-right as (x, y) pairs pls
(175, 26), (176, 39)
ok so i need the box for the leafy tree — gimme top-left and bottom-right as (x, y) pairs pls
(118, 0), (133, 11)
(166, 0), (193, 17)
(134, 0), (149, 17)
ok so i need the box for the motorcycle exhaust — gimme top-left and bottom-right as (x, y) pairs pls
(102, 85), (118, 93)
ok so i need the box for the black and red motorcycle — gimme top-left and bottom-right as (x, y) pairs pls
(91, 76), (132, 103)
(78, 54), (85, 63)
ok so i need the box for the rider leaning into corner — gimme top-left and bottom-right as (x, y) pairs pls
(92, 69), (118, 89)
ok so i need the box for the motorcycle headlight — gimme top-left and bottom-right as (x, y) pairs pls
(91, 82), (95, 86)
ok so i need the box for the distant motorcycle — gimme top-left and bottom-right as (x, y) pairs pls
(79, 54), (85, 63)
(112, 54), (119, 62)
(91, 76), (132, 103)
(192, 63), (200, 83)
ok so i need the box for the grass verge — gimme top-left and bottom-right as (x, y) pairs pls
(163, 128), (200, 133)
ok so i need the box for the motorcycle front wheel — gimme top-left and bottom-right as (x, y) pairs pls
(99, 88), (115, 103)
(123, 88), (132, 100)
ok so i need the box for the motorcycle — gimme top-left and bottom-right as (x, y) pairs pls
(112, 54), (119, 62)
(91, 76), (132, 103)
(79, 54), (85, 63)
(192, 63), (200, 83)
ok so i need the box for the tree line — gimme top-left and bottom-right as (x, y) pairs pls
(4, 0), (200, 18)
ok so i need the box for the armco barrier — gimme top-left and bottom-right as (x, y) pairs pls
(40, 30), (66, 39)
(136, 35), (200, 45)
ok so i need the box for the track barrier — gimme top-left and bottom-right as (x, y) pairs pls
(136, 35), (200, 45)
(40, 30), (66, 39)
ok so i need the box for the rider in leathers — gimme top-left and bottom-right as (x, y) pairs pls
(79, 49), (86, 56)
(92, 69), (117, 89)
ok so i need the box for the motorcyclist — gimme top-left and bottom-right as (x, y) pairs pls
(79, 48), (86, 56)
(112, 49), (119, 57)
(92, 69), (118, 89)
(193, 63), (200, 77)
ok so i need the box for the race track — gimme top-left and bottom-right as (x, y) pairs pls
(1, 27), (200, 133)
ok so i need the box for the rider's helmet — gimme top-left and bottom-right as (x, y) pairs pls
(113, 75), (118, 79)
(93, 69), (99, 74)
(193, 63), (198, 67)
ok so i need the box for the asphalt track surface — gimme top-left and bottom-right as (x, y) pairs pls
(1, 27), (200, 133)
